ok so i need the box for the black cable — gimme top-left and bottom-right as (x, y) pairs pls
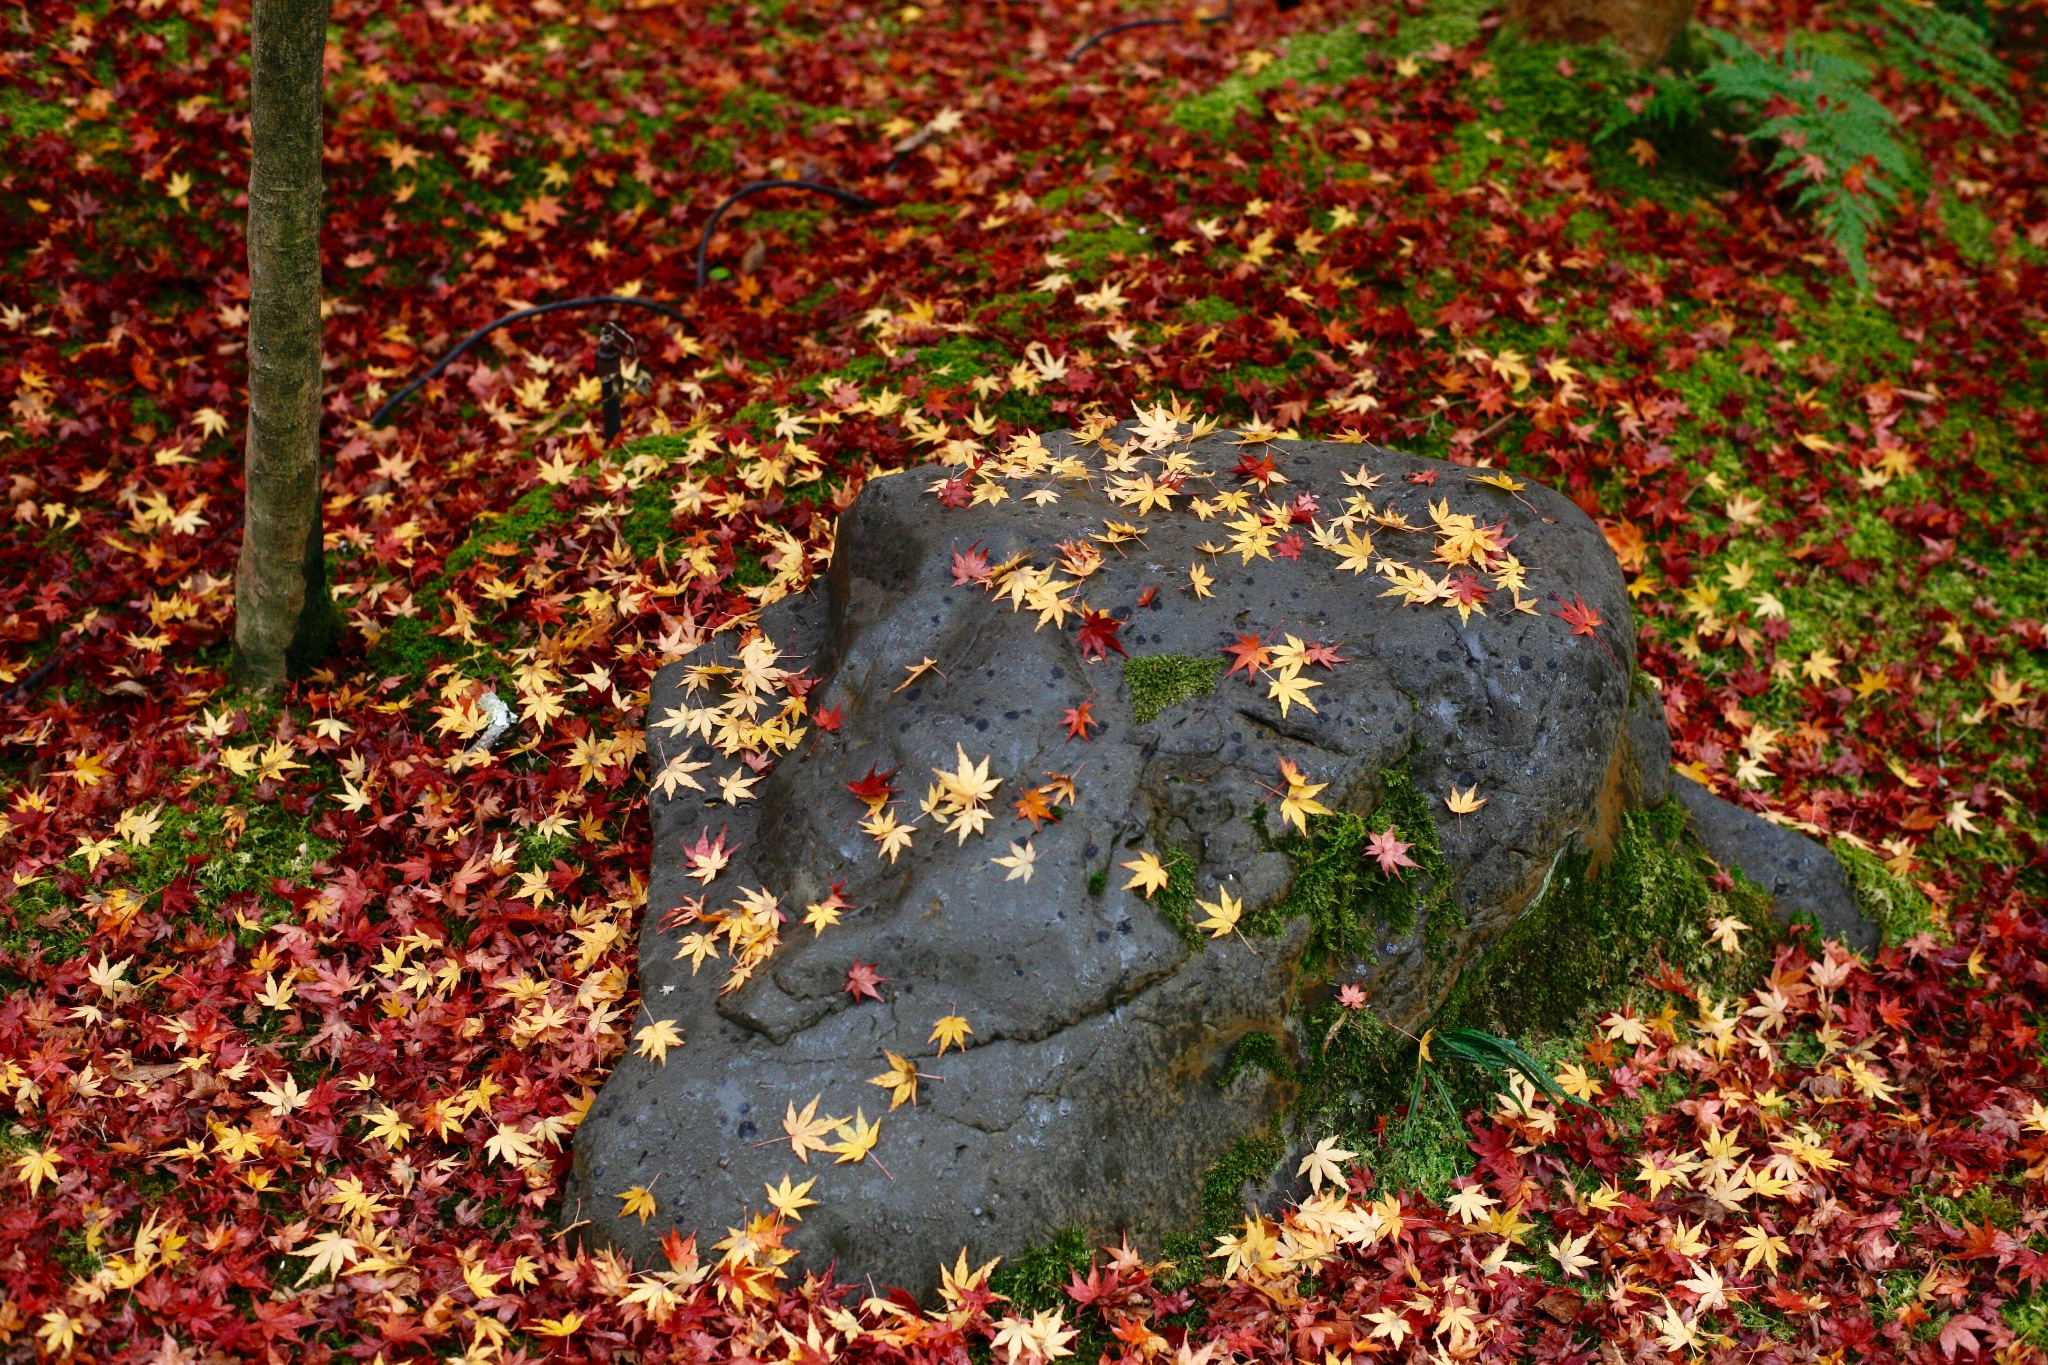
(692, 179), (880, 289)
(1067, 0), (1236, 61)
(367, 295), (691, 429)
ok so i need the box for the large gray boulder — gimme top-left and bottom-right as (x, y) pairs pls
(568, 429), (1644, 1292)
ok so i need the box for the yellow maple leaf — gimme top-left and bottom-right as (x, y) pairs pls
(828, 1108), (883, 1164)
(1267, 671), (1321, 717)
(929, 1014), (973, 1056)
(1121, 850), (1171, 899)
(1444, 785), (1488, 816)
(618, 1185), (658, 1224)
(1195, 887), (1244, 938)
(868, 1052), (921, 1109)
(783, 1095), (843, 1164)
(530, 1313), (586, 1337)
(765, 1173), (819, 1221)
(634, 1018), (684, 1063)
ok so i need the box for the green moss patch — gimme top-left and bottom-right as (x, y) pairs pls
(1833, 840), (1940, 945)
(1245, 765), (1453, 972)
(1124, 654), (1224, 724)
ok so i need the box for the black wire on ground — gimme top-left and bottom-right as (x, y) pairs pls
(1067, 0), (1238, 61)
(367, 294), (691, 429)
(692, 179), (881, 289)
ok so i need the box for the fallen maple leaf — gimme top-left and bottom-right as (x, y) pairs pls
(845, 960), (888, 1002)
(1062, 699), (1099, 740)
(618, 1185), (658, 1224)
(781, 1096), (843, 1164)
(1122, 850), (1171, 898)
(951, 542), (991, 585)
(868, 1052), (921, 1108)
(929, 1014), (973, 1056)
(847, 764), (901, 814)
(1075, 608), (1126, 660)
(1222, 632), (1271, 682)
(1365, 828), (1418, 877)
(1444, 785), (1487, 815)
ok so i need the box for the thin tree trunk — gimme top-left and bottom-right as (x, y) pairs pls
(234, 0), (337, 690)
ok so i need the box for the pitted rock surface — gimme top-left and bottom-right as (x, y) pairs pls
(570, 433), (1639, 1293)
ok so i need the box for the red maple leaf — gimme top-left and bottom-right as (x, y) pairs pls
(1274, 532), (1304, 560)
(846, 764), (901, 810)
(658, 894), (707, 931)
(813, 703), (845, 732)
(1065, 1264), (1116, 1308)
(683, 827), (735, 883)
(1550, 593), (1606, 637)
(1135, 584), (1159, 608)
(937, 474), (971, 507)
(1365, 828), (1418, 877)
(1302, 640), (1349, 670)
(1763, 1284), (1816, 1314)
(1407, 469), (1441, 486)
(1939, 1315), (1991, 1359)
(1288, 492), (1320, 523)
(1232, 451), (1279, 486)
(1014, 785), (1058, 828)
(1063, 700), (1099, 740)
(661, 1229), (697, 1273)
(845, 959), (888, 1002)
(951, 542), (991, 586)
(1075, 608), (1126, 660)
(1446, 573), (1490, 609)
(1221, 632), (1271, 683)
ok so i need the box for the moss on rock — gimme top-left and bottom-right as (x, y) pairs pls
(1244, 765), (1454, 972)
(1832, 839), (1940, 944)
(1124, 654), (1225, 724)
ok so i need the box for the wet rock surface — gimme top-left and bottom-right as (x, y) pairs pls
(569, 431), (1641, 1293)
(1670, 774), (1877, 954)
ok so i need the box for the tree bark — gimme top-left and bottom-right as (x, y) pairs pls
(1504, 0), (1695, 66)
(234, 0), (337, 690)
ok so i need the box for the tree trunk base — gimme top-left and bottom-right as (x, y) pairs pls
(1503, 0), (1694, 66)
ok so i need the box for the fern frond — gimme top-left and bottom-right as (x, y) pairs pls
(1696, 28), (1910, 287)
(1876, 0), (2014, 136)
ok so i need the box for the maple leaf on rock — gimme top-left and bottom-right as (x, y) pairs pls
(1550, 593), (1605, 638)
(1122, 850), (1171, 898)
(634, 1018), (683, 1062)
(1196, 887), (1243, 938)
(1302, 639), (1349, 669)
(1062, 700), (1098, 740)
(765, 1173), (818, 1221)
(1364, 828), (1417, 876)
(618, 1185), (658, 1224)
(1075, 608), (1126, 660)
(1267, 671), (1321, 717)
(1445, 785), (1487, 816)
(828, 1109), (884, 1165)
(847, 764), (901, 814)
(845, 959), (888, 1002)
(929, 1014), (973, 1056)
(1221, 632), (1271, 683)
(951, 542), (991, 585)
(682, 827), (734, 884)
(868, 1052), (921, 1108)
(991, 840), (1036, 883)
(781, 1096), (844, 1164)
